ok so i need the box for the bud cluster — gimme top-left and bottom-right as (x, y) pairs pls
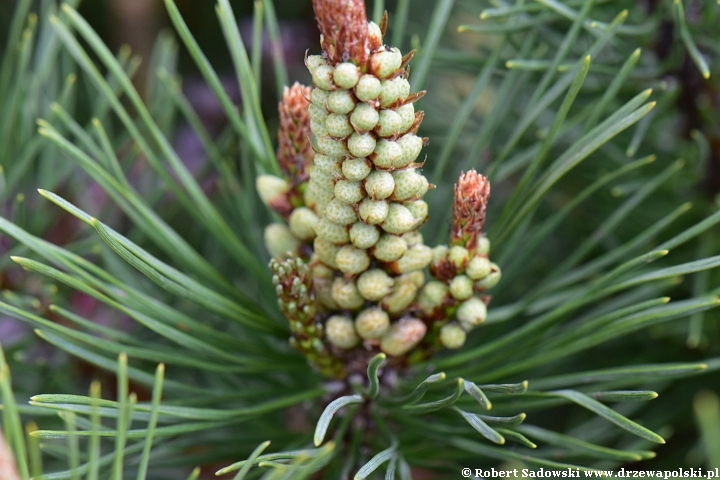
(257, 2), (501, 377)
(421, 171), (501, 350)
(302, 15), (436, 360)
(270, 257), (346, 378)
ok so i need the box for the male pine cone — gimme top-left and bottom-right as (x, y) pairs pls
(258, 0), (502, 375)
(305, 2), (433, 359)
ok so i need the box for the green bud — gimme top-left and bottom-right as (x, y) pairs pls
(314, 217), (350, 245)
(336, 245), (371, 274)
(364, 170), (395, 200)
(333, 62), (360, 89)
(370, 48), (402, 79)
(311, 261), (334, 280)
(376, 109), (403, 137)
(349, 221), (380, 249)
(449, 275), (474, 300)
(402, 230), (424, 247)
(417, 281), (448, 314)
(334, 180), (365, 204)
(314, 277), (338, 309)
(327, 89), (356, 115)
(289, 207), (319, 241)
(396, 134), (423, 168)
(342, 157), (373, 181)
(372, 139), (403, 169)
(310, 118), (329, 137)
(373, 233), (407, 262)
(392, 169), (423, 201)
(325, 315), (359, 349)
(380, 77), (410, 107)
(314, 154), (342, 175)
(475, 263), (501, 290)
(440, 323), (467, 349)
(312, 64), (334, 90)
(357, 268), (394, 301)
(381, 203), (415, 234)
(314, 237), (341, 268)
(309, 103), (328, 123)
(355, 74), (382, 102)
(448, 246), (469, 269)
(397, 103), (416, 133)
(393, 244), (433, 274)
(264, 223), (300, 258)
(402, 270), (426, 288)
(457, 297), (487, 328)
(382, 278), (418, 315)
(256, 175), (289, 207)
(309, 166), (337, 191)
(466, 256), (491, 280)
(306, 55), (327, 73)
(355, 307), (390, 339)
(331, 277), (365, 310)
(380, 318), (426, 357)
(404, 200), (428, 226)
(367, 21), (383, 49)
(325, 113), (354, 138)
(316, 136), (349, 157)
(324, 198), (358, 225)
(312, 264), (338, 310)
(350, 102), (380, 132)
(303, 187), (317, 211)
(359, 198), (389, 225)
(348, 132), (377, 158)
(308, 178), (334, 210)
(477, 237), (491, 256)
(310, 86), (330, 105)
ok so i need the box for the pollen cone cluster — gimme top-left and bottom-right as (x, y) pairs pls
(258, 0), (501, 378)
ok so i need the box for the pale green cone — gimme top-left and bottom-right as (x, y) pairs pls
(333, 62), (360, 89)
(335, 180), (365, 204)
(449, 275), (474, 300)
(265, 223), (301, 258)
(440, 323), (467, 349)
(313, 237), (341, 269)
(326, 315), (359, 349)
(466, 255), (491, 280)
(331, 277), (365, 310)
(382, 278), (418, 315)
(342, 158), (373, 181)
(357, 268), (394, 301)
(475, 263), (501, 291)
(324, 198), (359, 225)
(314, 218), (350, 245)
(381, 203), (415, 234)
(359, 198), (389, 224)
(364, 170), (395, 200)
(448, 246), (469, 270)
(373, 233), (407, 262)
(289, 207), (319, 241)
(390, 244), (433, 274)
(417, 281), (449, 315)
(257, 174), (289, 206)
(379, 318), (427, 357)
(336, 245), (371, 274)
(457, 297), (487, 328)
(349, 221), (380, 249)
(355, 307), (390, 339)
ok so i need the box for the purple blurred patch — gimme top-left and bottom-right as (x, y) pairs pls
(0, 317), (28, 347)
